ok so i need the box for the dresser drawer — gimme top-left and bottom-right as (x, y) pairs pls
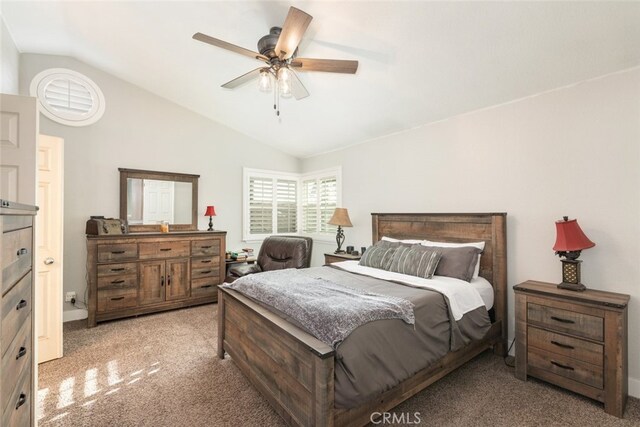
(191, 239), (220, 257)
(191, 266), (219, 279)
(527, 302), (603, 341)
(1, 317), (31, 413)
(2, 227), (32, 295)
(529, 346), (603, 389)
(1, 272), (32, 356)
(97, 243), (138, 262)
(97, 274), (137, 290)
(528, 326), (603, 366)
(191, 256), (220, 268)
(2, 364), (31, 427)
(139, 241), (190, 259)
(1, 215), (32, 233)
(97, 288), (138, 313)
(191, 277), (218, 298)
(97, 262), (138, 277)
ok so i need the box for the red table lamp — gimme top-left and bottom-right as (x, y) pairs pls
(553, 216), (595, 291)
(205, 206), (216, 231)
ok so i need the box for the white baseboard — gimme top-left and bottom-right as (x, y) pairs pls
(63, 308), (88, 322)
(629, 377), (640, 399)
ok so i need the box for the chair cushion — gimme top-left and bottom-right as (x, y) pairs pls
(258, 236), (313, 271)
(228, 263), (262, 278)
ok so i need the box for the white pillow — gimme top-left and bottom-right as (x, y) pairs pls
(381, 236), (425, 245)
(421, 240), (485, 278)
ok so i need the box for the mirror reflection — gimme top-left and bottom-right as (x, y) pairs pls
(126, 178), (193, 225)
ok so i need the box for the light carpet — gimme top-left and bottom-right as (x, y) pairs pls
(38, 305), (639, 426)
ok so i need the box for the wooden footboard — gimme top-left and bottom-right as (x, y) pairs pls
(218, 287), (336, 426)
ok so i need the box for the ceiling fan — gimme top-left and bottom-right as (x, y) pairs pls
(193, 6), (358, 115)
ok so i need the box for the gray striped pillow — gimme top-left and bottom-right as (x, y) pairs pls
(388, 245), (442, 279)
(358, 241), (400, 270)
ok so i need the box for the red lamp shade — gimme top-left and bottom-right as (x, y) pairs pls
(553, 217), (595, 252)
(204, 206), (216, 217)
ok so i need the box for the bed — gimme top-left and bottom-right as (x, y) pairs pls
(217, 213), (507, 426)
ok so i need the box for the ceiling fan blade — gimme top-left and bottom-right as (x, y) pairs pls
(221, 68), (264, 89)
(274, 7), (313, 60)
(193, 32), (269, 63)
(288, 69), (310, 100)
(290, 58), (358, 74)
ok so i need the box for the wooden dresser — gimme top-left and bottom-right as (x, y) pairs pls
(87, 231), (226, 327)
(514, 280), (630, 417)
(1, 200), (38, 427)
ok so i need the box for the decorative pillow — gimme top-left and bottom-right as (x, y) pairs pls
(388, 245), (442, 279)
(422, 245), (482, 282)
(359, 240), (400, 270)
(422, 240), (485, 278)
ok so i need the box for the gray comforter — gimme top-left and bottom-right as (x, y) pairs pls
(229, 266), (491, 409)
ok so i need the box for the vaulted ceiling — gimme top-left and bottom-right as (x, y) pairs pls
(3, 1), (640, 157)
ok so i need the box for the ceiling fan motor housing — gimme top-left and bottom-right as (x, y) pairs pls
(258, 27), (282, 58)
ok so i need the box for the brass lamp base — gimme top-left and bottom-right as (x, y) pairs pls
(557, 258), (587, 292)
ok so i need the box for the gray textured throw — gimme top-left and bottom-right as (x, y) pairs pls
(223, 269), (415, 348)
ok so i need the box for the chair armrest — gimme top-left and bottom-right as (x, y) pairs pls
(228, 263), (262, 278)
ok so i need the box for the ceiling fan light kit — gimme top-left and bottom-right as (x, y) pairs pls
(193, 6), (358, 116)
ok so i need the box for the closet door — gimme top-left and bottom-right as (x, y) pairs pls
(166, 259), (190, 301)
(139, 260), (165, 305)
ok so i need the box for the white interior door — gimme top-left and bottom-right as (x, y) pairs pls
(143, 179), (174, 223)
(0, 93), (38, 204)
(36, 135), (64, 363)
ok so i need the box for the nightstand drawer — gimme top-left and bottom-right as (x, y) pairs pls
(529, 346), (603, 389)
(528, 302), (603, 341)
(528, 326), (603, 366)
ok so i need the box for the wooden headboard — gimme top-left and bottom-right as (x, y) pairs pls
(371, 213), (507, 351)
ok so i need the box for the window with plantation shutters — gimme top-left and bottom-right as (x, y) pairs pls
(243, 167), (341, 241)
(30, 68), (105, 127)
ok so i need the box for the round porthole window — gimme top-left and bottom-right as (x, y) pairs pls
(30, 68), (105, 127)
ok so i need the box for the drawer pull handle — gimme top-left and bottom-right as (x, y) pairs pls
(201, 245), (212, 249)
(551, 340), (575, 350)
(200, 270), (212, 274)
(111, 268), (125, 272)
(550, 316), (575, 324)
(550, 361), (575, 371)
(201, 285), (213, 289)
(111, 279), (126, 284)
(160, 248), (172, 252)
(15, 393), (26, 410)
(16, 346), (27, 360)
(201, 260), (212, 264)
(16, 248), (28, 256)
(111, 250), (126, 254)
(16, 300), (27, 310)
(110, 296), (125, 301)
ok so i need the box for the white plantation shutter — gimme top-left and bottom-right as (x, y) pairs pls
(300, 174), (338, 235)
(276, 179), (297, 233)
(248, 176), (274, 234)
(45, 79), (93, 114)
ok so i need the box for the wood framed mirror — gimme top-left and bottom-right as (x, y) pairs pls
(119, 168), (199, 232)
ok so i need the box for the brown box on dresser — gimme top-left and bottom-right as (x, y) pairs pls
(1, 200), (38, 427)
(87, 231), (226, 327)
(514, 280), (630, 418)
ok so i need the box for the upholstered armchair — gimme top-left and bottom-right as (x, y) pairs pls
(227, 236), (313, 280)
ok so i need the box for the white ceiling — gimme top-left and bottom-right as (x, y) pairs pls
(3, 1), (640, 158)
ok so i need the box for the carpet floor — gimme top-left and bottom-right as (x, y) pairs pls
(38, 304), (639, 427)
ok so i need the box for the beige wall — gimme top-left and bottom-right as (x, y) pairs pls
(0, 17), (19, 94)
(302, 67), (640, 395)
(19, 53), (300, 314)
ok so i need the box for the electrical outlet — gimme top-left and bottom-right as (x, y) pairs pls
(65, 292), (76, 302)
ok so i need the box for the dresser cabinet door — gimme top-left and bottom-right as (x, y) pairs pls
(139, 261), (165, 305)
(166, 259), (190, 301)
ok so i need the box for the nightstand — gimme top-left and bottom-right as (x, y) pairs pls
(514, 280), (630, 418)
(324, 252), (361, 265)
